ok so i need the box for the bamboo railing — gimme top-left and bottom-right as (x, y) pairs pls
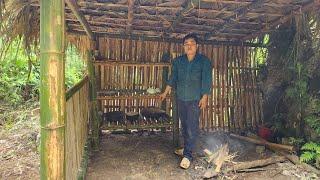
(65, 76), (90, 180)
(94, 37), (263, 132)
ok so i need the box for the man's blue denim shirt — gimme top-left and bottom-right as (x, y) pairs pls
(167, 53), (213, 101)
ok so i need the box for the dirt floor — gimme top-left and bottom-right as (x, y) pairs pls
(0, 103), (40, 180)
(86, 131), (319, 180)
(0, 103), (318, 180)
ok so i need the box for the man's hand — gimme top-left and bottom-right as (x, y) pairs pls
(198, 94), (208, 110)
(159, 92), (167, 101)
(159, 85), (172, 102)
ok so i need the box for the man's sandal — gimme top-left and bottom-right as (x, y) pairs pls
(180, 157), (191, 169)
(174, 148), (184, 156)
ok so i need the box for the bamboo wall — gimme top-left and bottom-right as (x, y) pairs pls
(65, 77), (90, 179)
(95, 37), (263, 131)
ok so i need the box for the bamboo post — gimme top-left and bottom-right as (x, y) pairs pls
(87, 50), (101, 151)
(40, 0), (65, 179)
(172, 90), (179, 147)
(161, 53), (170, 110)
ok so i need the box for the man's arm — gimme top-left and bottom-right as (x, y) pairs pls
(159, 59), (178, 101)
(199, 59), (213, 109)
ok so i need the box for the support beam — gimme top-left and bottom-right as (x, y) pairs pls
(205, 0), (266, 39)
(65, 0), (94, 40)
(242, 0), (320, 40)
(87, 50), (100, 151)
(40, 0), (65, 179)
(127, 0), (134, 32)
(68, 29), (267, 47)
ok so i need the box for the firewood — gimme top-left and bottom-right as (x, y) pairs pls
(204, 156), (287, 178)
(203, 148), (218, 163)
(227, 156), (287, 171)
(213, 144), (229, 172)
(230, 133), (295, 152)
(235, 134), (320, 175)
(203, 144), (230, 178)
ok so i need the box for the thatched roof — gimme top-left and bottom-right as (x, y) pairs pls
(1, 0), (320, 53)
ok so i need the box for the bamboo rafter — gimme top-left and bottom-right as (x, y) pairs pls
(65, 0), (94, 40)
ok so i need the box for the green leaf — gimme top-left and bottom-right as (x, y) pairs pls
(300, 151), (316, 163)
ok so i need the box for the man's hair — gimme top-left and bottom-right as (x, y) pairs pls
(183, 33), (199, 44)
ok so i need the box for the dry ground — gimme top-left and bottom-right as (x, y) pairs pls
(86, 131), (319, 180)
(0, 104), (318, 180)
(0, 103), (40, 180)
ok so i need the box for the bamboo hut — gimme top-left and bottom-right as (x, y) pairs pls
(1, 0), (319, 179)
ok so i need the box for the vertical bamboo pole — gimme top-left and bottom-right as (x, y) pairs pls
(230, 46), (236, 131)
(87, 50), (100, 151)
(40, 0), (65, 179)
(172, 90), (179, 147)
(235, 46), (241, 131)
(213, 46), (218, 129)
(226, 46), (230, 131)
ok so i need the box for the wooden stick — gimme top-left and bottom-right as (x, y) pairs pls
(230, 156), (287, 172)
(230, 134), (295, 152)
(204, 156), (287, 178)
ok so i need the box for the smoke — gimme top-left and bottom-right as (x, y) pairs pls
(200, 131), (253, 157)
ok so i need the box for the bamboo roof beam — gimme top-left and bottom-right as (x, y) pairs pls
(242, 0), (320, 40)
(68, 29), (266, 47)
(66, 18), (262, 35)
(127, 0), (134, 32)
(68, 22), (250, 37)
(65, 0), (94, 40)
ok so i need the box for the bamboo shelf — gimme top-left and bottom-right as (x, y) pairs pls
(93, 60), (171, 67)
(97, 94), (171, 100)
(100, 122), (173, 130)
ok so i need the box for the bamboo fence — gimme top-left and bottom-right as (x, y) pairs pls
(65, 76), (90, 179)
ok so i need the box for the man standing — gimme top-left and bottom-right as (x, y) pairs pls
(159, 33), (212, 169)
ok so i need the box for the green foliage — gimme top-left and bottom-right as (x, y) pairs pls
(252, 34), (269, 65)
(0, 38), (39, 105)
(300, 142), (320, 168)
(305, 115), (320, 135)
(0, 38), (86, 105)
(65, 46), (86, 89)
(305, 98), (320, 135)
(285, 63), (309, 106)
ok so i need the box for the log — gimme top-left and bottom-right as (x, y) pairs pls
(204, 156), (287, 178)
(228, 156), (287, 171)
(230, 133), (295, 152)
